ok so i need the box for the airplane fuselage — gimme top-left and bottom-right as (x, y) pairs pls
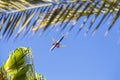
(50, 36), (64, 51)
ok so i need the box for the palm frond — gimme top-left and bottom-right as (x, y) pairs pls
(0, 0), (119, 39)
(0, 47), (46, 80)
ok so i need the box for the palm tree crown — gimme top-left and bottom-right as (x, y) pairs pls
(0, 47), (46, 80)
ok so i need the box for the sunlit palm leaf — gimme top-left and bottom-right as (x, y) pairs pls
(0, 47), (45, 80)
(0, 0), (119, 39)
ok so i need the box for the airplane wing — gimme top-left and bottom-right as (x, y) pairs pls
(51, 37), (55, 43)
(60, 44), (66, 48)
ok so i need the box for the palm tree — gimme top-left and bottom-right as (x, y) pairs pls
(0, 0), (119, 40)
(0, 47), (46, 80)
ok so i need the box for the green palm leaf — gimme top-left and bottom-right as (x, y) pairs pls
(0, 47), (46, 80)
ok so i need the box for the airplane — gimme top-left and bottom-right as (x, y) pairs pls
(50, 34), (65, 51)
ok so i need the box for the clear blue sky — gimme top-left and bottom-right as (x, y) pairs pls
(0, 18), (120, 80)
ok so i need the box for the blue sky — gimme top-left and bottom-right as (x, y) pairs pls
(0, 18), (120, 80)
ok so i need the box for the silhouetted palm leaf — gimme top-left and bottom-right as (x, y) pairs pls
(0, 0), (119, 39)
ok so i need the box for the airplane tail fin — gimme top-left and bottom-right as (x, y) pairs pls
(61, 32), (69, 38)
